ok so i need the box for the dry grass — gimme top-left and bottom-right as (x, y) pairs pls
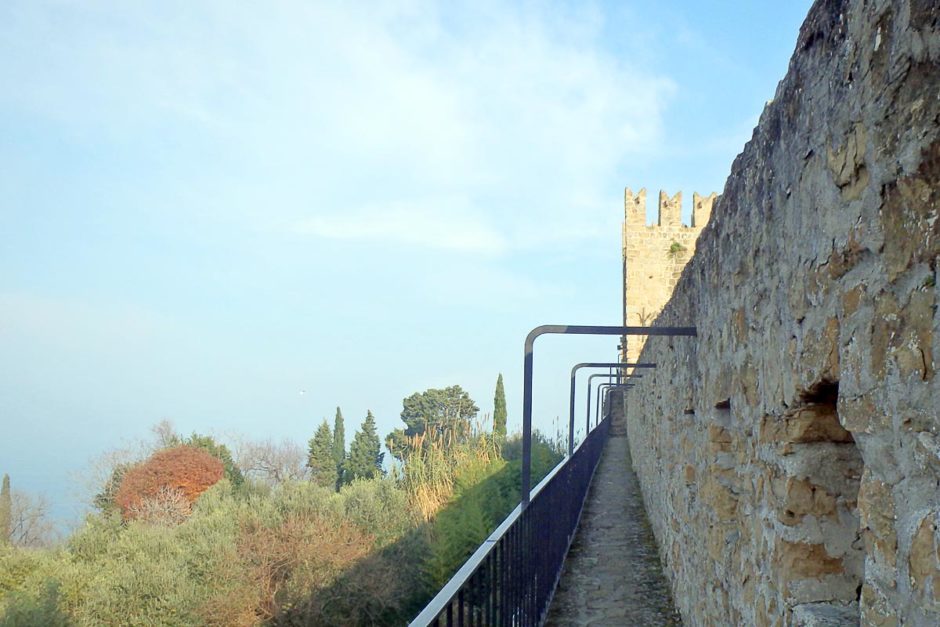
(401, 421), (500, 521)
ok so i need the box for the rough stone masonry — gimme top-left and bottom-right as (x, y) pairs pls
(621, 0), (940, 624)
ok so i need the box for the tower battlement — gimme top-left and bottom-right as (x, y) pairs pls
(624, 187), (717, 229)
(622, 187), (717, 363)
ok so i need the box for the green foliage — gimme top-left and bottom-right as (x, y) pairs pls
(0, 398), (566, 626)
(306, 420), (337, 489)
(500, 430), (565, 473)
(387, 386), (479, 460)
(0, 581), (70, 627)
(332, 407), (346, 487)
(93, 463), (130, 514)
(0, 475), (10, 546)
(493, 374), (507, 439)
(423, 455), (506, 588)
(181, 433), (245, 487)
(667, 240), (687, 258)
(0, 544), (48, 598)
(2, 515), (211, 625)
(384, 429), (411, 463)
(346, 412), (384, 483)
(418, 430), (562, 591)
(338, 478), (414, 546)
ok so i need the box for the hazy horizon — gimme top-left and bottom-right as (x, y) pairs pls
(0, 0), (813, 528)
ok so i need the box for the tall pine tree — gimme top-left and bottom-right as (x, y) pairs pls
(0, 474), (10, 545)
(307, 420), (337, 488)
(345, 411), (384, 483)
(493, 373), (507, 439)
(332, 407), (346, 488)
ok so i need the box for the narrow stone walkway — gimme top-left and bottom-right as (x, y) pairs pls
(545, 435), (682, 626)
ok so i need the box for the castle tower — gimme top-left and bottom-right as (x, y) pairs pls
(621, 188), (716, 363)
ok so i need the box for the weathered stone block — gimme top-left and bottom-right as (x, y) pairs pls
(774, 540), (844, 581)
(858, 475), (897, 554)
(775, 478), (838, 526)
(760, 406), (854, 445)
(909, 513), (939, 598)
(791, 601), (860, 626)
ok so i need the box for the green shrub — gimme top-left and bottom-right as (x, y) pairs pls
(0, 421), (566, 626)
(338, 478), (414, 545)
(0, 547), (47, 597)
(0, 581), (70, 627)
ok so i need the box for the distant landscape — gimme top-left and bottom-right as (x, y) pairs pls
(0, 377), (563, 625)
(0, 1), (819, 624)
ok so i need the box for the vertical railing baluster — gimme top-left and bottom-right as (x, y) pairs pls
(466, 572), (473, 627)
(487, 552), (494, 625)
(409, 412), (614, 626)
(497, 534), (509, 626)
(516, 518), (521, 625)
(522, 511), (529, 627)
(457, 588), (464, 627)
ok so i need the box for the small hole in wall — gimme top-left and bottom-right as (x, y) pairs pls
(799, 379), (839, 405)
(714, 399), (731, 410)
(684, 408), (695, 415)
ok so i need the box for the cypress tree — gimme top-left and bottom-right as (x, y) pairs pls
(307, 420), (337, 488)
(0, 474), (11, 545)
(345, 411), (384, 483)
(493, 373), (508, 439)
(332, 407), (346, 487)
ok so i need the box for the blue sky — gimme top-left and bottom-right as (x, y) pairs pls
(0, 0), (812, 526)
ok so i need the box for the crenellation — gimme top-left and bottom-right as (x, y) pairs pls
(658, 190), (682, 227)
(692, 192), (717, 228)
(623, 187), (647, 226)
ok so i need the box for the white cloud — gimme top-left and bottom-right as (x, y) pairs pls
(295, 200), (507, 254)
(0, 0), (676, 250)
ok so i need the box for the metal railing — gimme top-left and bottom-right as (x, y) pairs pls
(566, 362), (654, 454)
(411, 324), (695, 626)
(409, 414), (610, 626)
(585, 372), (640, 432)
(522, 325), (695, 503)
(597, 383), (633, 426)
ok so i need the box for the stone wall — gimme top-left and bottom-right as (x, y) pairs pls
(622, 189), (715, 363)
(622, 0), (940, 624)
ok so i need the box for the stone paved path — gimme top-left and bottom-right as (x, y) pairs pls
(545, 435), (682, 626)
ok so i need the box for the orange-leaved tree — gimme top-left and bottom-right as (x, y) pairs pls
(115, 445), (224, 521)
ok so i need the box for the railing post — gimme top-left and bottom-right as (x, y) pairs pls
(568, 367), (577, 455)
(567, 362), (652, 455)
(411, 324), (695, 625)
(585, 372), (643, 434)
(522, 329), (536, 505)
(522, 325), (695, 506)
